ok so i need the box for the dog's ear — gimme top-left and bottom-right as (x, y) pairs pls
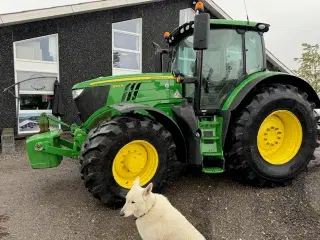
(143, 182), (153, 196)
(133, 176), (140, 187)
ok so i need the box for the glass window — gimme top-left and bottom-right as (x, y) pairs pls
(113, 51), (140, 70)
(172, 29), (244, 109)
(18, 113), (59, 133)
(113, 18), (142, 34)
(202, 30), (243, 82)
(112, 18), (142, 75)
(19, 94), (53, 111)
(245, 31), (264, 75)
(16, 71), (57, 92)
(174, 36), (196, 78)
(177, 9), (197, 80)
(15, 35), (58, 62)
(14, 34), (60, 135)
(113, 32), (139, 51)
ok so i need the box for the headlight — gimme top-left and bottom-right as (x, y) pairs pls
(72, 89), (84, 99)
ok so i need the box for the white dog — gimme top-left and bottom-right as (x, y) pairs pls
(120, 177), (206, 240)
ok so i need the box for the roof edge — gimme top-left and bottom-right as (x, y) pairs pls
(0, 0), (293, 75)
(0, 0), (162, 27)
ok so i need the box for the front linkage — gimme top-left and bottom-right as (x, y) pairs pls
(26, 113), (87, 169)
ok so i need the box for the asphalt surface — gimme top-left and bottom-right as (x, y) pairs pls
(0, 140), (320, 240)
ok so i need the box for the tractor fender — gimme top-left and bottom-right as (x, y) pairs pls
(220, 72), (320, 148)
(108, 103), (188, 163)
(224, 72), (320, 111)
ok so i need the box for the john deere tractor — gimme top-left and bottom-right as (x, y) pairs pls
(26, 3), (320, 207)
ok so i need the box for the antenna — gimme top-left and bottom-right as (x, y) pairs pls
(243, 0), (250, 24)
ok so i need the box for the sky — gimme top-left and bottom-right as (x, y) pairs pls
(0, 0), (319, 71)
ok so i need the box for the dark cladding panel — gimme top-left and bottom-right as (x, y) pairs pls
(141, 0), (193, 73)
(57, 11), (113, 125)
(0, 27), (17, 134)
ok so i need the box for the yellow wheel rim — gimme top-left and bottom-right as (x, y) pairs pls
(112, 140), (159, 189)
(257, 110), (303, 165)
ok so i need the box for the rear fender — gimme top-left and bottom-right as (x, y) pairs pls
(221, 72), (320, 148)
(223, 72), (320, 111)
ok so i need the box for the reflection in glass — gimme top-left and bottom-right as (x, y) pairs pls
(15, 35), (58, 62)
(19, 94), (53, 110)
(113, 51), (140, 70)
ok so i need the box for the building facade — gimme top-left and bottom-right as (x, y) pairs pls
(0, 0), (292, 136)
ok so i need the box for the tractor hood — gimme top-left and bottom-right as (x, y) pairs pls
(72, 73), (175, 90)
(71, 72), (177, 123)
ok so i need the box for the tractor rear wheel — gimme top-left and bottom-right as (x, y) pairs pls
(227, 84), (318, 187)
(80, 115), (178, 207)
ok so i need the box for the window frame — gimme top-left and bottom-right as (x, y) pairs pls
(178, 8), (196, 77)
(112, 18), (142, 75)
(13, 34), (61, 135)
(245, 31), (265, 75)
(14, 34), (59, 63)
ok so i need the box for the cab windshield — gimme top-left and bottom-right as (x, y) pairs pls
(171, 28), (263, 109)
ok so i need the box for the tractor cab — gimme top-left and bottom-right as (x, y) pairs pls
(162, 3), (269, 115)
(154, 3), (272, 173)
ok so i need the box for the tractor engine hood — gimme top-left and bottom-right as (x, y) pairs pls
(71, 73), (175, 122)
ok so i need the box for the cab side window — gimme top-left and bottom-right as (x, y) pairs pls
(245, 31), (264, 75)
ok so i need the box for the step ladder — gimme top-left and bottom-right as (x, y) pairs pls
(198, 116), (225, 174)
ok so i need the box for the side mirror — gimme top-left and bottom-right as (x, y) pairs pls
(152, 42), (169, 72)
(193, 13), (210, 50)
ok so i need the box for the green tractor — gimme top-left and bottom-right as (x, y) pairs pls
(26, 3), (320, 207)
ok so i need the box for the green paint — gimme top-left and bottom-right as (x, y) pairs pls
(42, 138), (80, 158)
(26, 112), (87, 168)
(198, 117), (224, 159)
(26, 130), (63, 168)
(47, 115), (71, 128)
(72, 73), (174, 89)
(26, 129), (83, 169)
(198, 117), (225, 173)
(221, 71), (281, 110)
(81, 76), (182, 130)
(198, 116), (224, 160)
(210, 19), (259, 28)
(73, 128), (87, 152)
(82, 106), (113, 130)
(202, 168), (224, 174)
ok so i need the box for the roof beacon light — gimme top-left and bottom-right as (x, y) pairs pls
(163, 32), (170, 38)
(163, 32), (170, 43)
(195, 1), (204, 14)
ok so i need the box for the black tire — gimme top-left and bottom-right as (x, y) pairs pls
(80, 114), (178, 207)
(227, 84), (318, 187)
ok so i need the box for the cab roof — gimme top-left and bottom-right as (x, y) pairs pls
(166, 19), (269, 47)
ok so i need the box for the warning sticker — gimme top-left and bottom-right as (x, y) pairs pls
(173, 90), (181, 98)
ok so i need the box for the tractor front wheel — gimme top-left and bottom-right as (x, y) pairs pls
(80, 115), (178, 207)
(227, 84), (318, 187)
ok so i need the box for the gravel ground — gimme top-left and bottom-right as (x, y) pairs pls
(0, 140), (320, 240)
